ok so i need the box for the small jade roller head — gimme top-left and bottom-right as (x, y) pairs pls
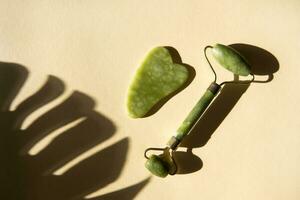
(144, 147), (177, 178)
(211, 43), (251, 76)
(145, 155), (170, 178)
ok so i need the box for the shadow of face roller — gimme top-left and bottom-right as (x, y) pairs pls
(0, 62), (150, 200)
(173, 44), (280, 175)
(230, 43), (279, 82)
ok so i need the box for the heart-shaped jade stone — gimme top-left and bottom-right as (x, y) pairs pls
(127, 47), (189, 118)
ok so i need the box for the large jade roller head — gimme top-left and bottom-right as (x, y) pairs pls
(210, 43), (251, 76)
(144, 44), (254, 178)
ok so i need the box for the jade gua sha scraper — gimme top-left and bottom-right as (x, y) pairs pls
(127, 47), (189, 118)
(127, 44), (254, 178)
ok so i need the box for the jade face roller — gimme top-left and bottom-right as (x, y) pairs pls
(144, 44), (254, 178)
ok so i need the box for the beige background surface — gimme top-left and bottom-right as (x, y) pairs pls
(0, 0), (299, 199)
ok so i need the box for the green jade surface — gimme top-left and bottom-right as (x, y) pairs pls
(212, 44), (251, 76)
(127, 47), (189, 118)
(175, 89), (216, 141)
(145, 155), (171, 178)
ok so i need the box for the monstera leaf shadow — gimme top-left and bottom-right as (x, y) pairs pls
(0, 62), (149, 200)
(175, 44), (280, 175)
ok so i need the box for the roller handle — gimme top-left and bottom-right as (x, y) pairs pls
(167, 82), (220, 149)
